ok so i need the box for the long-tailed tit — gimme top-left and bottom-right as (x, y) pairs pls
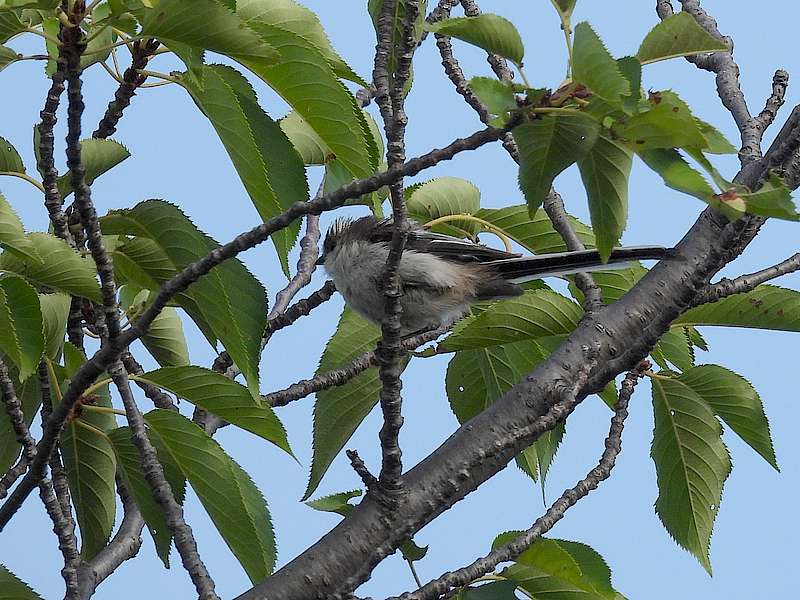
(316, 215), (669, 334)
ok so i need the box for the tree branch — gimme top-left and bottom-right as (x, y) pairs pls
(92, 38), (160, 140)
(108, 361), (219, 600)
(459, 0), (515, 82)
(372, 0), (420, 496)
(694, 252), (800, 305)
(270, 214), (322, 319)
(390, 363), (644, 600)
(263, 328), (446, 408)
(77, 480), (144, 600)
(61, 22), (121, 341)
(35, 53), (71, 243)
(0, 360), (81, 599)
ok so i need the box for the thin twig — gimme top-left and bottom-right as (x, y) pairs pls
(0, 119), (514, 529)
(346, 449), (379, 492)
(694, 252), (800, 305)
(271, 214), (323, 319)
(262, 328), (446, 408)
(388, 363), (646, 600)
(459, 0), (515, 82)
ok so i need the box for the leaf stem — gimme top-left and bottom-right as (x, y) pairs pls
(73, 418), (111, 441)
(45, 358), (63, 403)
(138, 69), (181, 84)
(423, 213), (514, 252)
(406, 558), (422, 589)
(82, 405), (126, 417)
(25, 27), (61, 47)
(0, 171), (45, 193)
(82, 378), (113, 398)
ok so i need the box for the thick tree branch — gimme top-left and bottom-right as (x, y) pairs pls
(0, 118), (512, 528)
(109, 362), (219, 600)
(389, 364), (643, 600)
(695, 252), (800, 305)
(92, 38), (160, 140)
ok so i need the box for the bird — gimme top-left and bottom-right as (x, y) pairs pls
(316, 215), (669, 335)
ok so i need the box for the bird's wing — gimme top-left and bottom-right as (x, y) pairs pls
(367, 220), (520, 263)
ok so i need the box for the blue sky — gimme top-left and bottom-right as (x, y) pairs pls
(1, 1), (798, 599)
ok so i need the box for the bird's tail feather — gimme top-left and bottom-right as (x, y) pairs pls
(491, 246), (670, 283)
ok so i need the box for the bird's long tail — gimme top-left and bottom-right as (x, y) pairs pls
(489, 246), (671, 283)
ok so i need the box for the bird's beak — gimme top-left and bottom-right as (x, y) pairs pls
(315, 255), (326, 266)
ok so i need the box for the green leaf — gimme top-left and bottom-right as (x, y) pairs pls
(239, 0), (366, 85)
(0, 564), (44, 600)
(552, 0), (577, 16)
(442, 290), (583, 351)
(695, 118), (736, 154)
(578, 135), (633, 261)
(500, 537), (618, 599)
(513, 114), (600, 214)
(109, 425), (187, 568)
(515, 421), (565, 496)
(60, 345), (117, 560)
(279, 110), (330, 166)
(0, 364), (40, 479)
(304, 307), (382, 500)
(638, 148), (716, 202)
(615, 91), (706, 151)
(676, 284), (800, 333)
(651, 376), (731, 573)
(446, 340), (547, 423)
(145, 409), (275, 582)
(111, 236), (218, 347)
(237, 0), (378, 180)
(425, 14), (524, 66)
(616, 56), (642, 113)
(399, 538), (429, 562)
(140, 0), (279, 63)
(0, 44), (19, 72)
(141, 306), (190, 368)
(181, 65), (308, 273)
(0, 233), (102, 301)
(568, 263), (647, 305)
(406, 177), (482, 238)
(0, 135), (24, 172)
(678, 365), (778, 470)
(651, 328), (694, 372)
(0, 0), (59, 8)
(572, 22), (630, 103)
(455, 581), (519, 599)
(56, 139), (131, 200)
(100, 200), (267, 399)
(136, 366), (291, 455)
(304, 489), (362, 517)
(80, 4), (114, 69)
(0, 193), (40, 263)
(738, 173), (800, 221)
(475, 204), (595, 255)
(0, 11), (25, 44)
(468, 76), (517, 125)
(39, 292), (69, 360)
(637, 12), (728, 65)
(0, 276), (43, 380)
